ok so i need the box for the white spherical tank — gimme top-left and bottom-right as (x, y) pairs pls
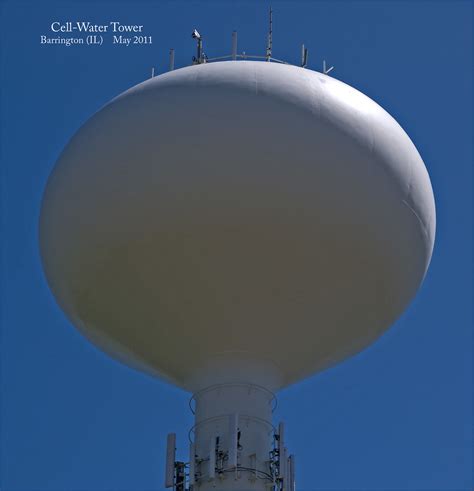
(39, 60), (435, 490)
(40, 61), (435, 391)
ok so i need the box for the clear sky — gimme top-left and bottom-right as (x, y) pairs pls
(0, 1), (472, 490)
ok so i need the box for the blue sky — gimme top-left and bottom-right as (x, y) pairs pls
(0, 1), (472, 490)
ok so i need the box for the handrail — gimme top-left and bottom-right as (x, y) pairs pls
(202, 54), (289, 65)
(188, 412), (276, 443)
(189, 382), (277, 415)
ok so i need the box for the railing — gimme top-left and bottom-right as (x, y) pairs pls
(189, 382), (278, 414)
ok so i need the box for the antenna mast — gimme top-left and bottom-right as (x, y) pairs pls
(266, 6), (273, 61)
(169, 49), (175, 71)
(192, 29), (204, 64)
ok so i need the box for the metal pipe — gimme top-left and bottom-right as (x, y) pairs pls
(232, 31), (237, 60)
(169, 49), (175, 71)
(197, 38), (202, 63)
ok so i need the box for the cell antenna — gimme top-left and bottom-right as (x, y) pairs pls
(192, 29), (203, 64)
(164, 433), (176, 488)
(231, 31), (238, 60)
(301, 44), (308, 68)
(266, 6), (273, 61)
(169, 49), (175, 71)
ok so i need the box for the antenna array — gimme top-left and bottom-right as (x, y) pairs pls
(150, 7), (334, 78)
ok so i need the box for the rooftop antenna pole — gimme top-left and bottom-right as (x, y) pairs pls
(192, 29), (203, 64)
(301, 44), (308, 68)
(169, 49), (175, 71)
(231, 31), (238, 60)
(266, 6), (273, 61)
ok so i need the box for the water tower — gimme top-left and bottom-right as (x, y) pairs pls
(39, 16), (435, 491)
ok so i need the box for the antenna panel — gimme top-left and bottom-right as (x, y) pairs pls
(228, 413), (239, 468)
(209, 436), (216, 479)
(232, 31), (237, 60)
(189, 442), (196, 486)
(169, 49), (175, 71)
(288, 454), (296, 491)
(165, 433), (176, 488)
(278, 422), (285, 458)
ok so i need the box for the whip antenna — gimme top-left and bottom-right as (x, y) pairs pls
(266, 6), (273, 61)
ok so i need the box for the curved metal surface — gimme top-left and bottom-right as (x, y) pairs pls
(39, 61), (436, 392)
